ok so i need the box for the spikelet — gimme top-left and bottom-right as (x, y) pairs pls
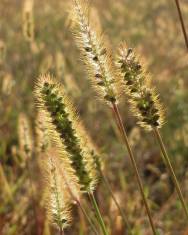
(18, 113), (33, 157)
(71, 0), (118, 104)
(22, 0), (34, 42)
(116, 43), (164, 131)
(35, 74), (98, 192)
(44, 151), (72, 230)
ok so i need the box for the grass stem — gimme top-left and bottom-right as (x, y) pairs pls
(89, 192), (109, 235)
(76, 200), (99, 235)
(153, 128), (188, 220)
(111, 102), (157, 235)
(174, 0), (188, 50)
(100, 169), (133, 235)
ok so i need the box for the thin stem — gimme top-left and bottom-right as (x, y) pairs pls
(55, 155), (99, 235)
(76, 200), (99, 235)
(153, 128), (188, 220)
(100, 169), (133, 235)
(26, 160), (39, 234)
(111, 103), (157, 235)
(89, 192), (109, 235)
(174, 0), (188, 50)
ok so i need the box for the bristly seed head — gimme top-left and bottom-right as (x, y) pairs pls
(71, 0), (118, 104)
(22, 0), (34, 42)
(44, 152), (72, 230)
(116, 43), (164, 130)
(35, 111), (50, 153)
(35, 74), (98, 192)
(18, 113), (33, 157)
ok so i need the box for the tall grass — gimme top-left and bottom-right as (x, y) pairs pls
(1, 0), (188, 234)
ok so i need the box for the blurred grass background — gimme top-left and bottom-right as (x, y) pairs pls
(0, 0), (188, 234)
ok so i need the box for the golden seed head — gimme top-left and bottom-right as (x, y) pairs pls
(44, 150), (73, 230)
(116, 43), (164, 130)
(35, 111), (50, 153)
(72, 0), (118, 104)
(35, 74), (99, 192)
(18, 113), (33, 157)
(22, 0), (34, 42)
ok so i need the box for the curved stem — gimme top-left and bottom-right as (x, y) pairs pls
(89, 192), (109, 235)
(174, 0), (188, 50)
(153, 128), (188, 220)
(111, 103), (157, 235)
(100, 169), (133, 235)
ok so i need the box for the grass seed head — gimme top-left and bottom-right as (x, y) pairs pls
(71, 0), (118, 104)
(35, 111), (50, 153)
(22, 0), (34, 42)
(44, 151), (72, 230)
(18, 113), (33, 157)
(116, 43), (164, 131)
(35, 74), (98, 192)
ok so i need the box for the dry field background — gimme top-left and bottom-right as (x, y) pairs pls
(0, 0), (188, 234)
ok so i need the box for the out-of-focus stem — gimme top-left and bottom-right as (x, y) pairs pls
(26, 160), (39, 235)
(174, 0), (188, 50)
(100, 169), (133, 235)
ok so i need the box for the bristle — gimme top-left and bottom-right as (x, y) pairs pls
(71, 0), (118, 104)
(34, 74), (99, 192)
(116, 43), (165, 131)
(18, 113), (33, 157)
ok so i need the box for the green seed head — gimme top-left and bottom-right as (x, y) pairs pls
(117, 43), (164, 130)
(35, 74), (98, 192)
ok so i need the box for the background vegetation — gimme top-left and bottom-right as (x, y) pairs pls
(0, 0), (188, 234)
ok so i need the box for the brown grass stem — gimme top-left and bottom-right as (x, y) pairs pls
(89, 192), (109, 235)
(100, 169), (133, 235)
(174, 0), (188, 50)
(153, 128), (188, 220)
(111, 102), (157, 235)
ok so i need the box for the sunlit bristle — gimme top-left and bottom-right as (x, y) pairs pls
(71, 0), (118, 104)
(18, 113), (33, 157)
(35, 74), (99, 192)
(116, 43), (165, 131)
